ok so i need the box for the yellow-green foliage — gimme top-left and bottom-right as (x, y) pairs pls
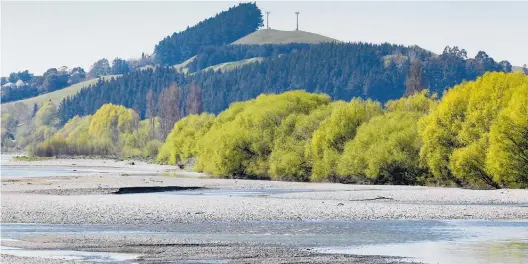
(337, 92), (436, 184)
(486, 84), (528, 188)
(196, 91), (330, 177)
(386, 90), (437, 114)
(21, 101), (61, 153)
(53, 115), (94, 155)
(268, 104), (333, 181)
(88, 104), (139, 139)
(420, 72), (528, 188)
(157, 113), (215, 165)
(34, 101), (60, 127)
(122, 118), (163, 158)
(309, 99), (382, 181)
(35, 104), (161, 158)
(337, 112), (424, 184)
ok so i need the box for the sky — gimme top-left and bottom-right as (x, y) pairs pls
(1, 1), (527, 76)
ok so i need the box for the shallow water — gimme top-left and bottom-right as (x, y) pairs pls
(0, 154), (83, 178)
(0, 220), (454, 247)
(1, 220), (527, 263)
(0, 166), (84, 178)
(317, 220), (528, 264)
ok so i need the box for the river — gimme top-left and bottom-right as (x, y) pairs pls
(1, 155), (527, 263)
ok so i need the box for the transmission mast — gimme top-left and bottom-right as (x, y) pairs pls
(266, 11), (271, 29)
(295, 12), (300, 31)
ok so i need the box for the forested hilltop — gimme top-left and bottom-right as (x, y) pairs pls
(57, 43), (511, 122)
(35, 73), (528, 189)
(154, 2), (263, 65)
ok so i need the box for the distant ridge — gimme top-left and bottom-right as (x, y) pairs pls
(233, 29), (338, 45)
(1, 75), (119, 110)
(512, 66), (524, 73)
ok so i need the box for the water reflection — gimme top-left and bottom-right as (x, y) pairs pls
(320, 239), (527, 264)
(318, 220), (528, 264)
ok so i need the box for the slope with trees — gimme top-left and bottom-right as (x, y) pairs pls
(186, 43), (312, 73)
(154, 2), (263, 65)
(1, 67), (85, 103)
(56, 43), (511, 125)
(57, 68), (187, 123)
(1, 56), (137, 104)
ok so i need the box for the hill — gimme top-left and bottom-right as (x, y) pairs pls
(1, 75), (119, 111)
(154, 3), (263, 65)
(201, 57), (264, 73)
(185, 43), (311, 73)
(232, 29), (338, 45)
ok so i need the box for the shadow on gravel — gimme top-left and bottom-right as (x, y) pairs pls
(113, 186), (203, 194)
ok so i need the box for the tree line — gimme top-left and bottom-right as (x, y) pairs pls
(186, 43), (312, 73)
(156, 72), (528, 188)
(57, 42), (512, 124)
(57, 67), (188, 123)
(1, 56), (152, 103)
(33, 104), (162, 158)
(1, 67), (86, 103)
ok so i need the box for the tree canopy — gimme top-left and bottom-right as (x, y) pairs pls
(419, 72), (528, 188)
(34, 104), (161, 158)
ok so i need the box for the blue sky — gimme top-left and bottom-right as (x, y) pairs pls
(2, 1), (527, 75)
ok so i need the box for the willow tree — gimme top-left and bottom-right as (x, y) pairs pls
(196, 91), (330, 178)
(338, 112), (425, 184)
(157, 113), (215, 166)
(337, 91), (436, 184)
(486, 83), (528, 188)
(419, 72), (528, 188)
(33, 104), (163, 157)
(309, 99), (382, 181)
(88, 104), (139, 143)
(268, 104), (333, 181)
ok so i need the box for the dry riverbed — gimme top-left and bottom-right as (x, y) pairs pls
(1, 157), (527, 263)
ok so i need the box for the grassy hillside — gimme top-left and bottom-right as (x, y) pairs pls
(232, 29), (338, 45)
(201, 57), (264, 73)
(138, 56), (196, 74)
(1, 75), (119, 110)
(173, 56), (196, 74)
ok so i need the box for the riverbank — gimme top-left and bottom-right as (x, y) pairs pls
(2, 172), (528, 224)
(1, 155), (189, 176)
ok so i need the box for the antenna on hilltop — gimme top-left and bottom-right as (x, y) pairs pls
(266, 11), (271, 29)
(295, 12), (300, 31)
